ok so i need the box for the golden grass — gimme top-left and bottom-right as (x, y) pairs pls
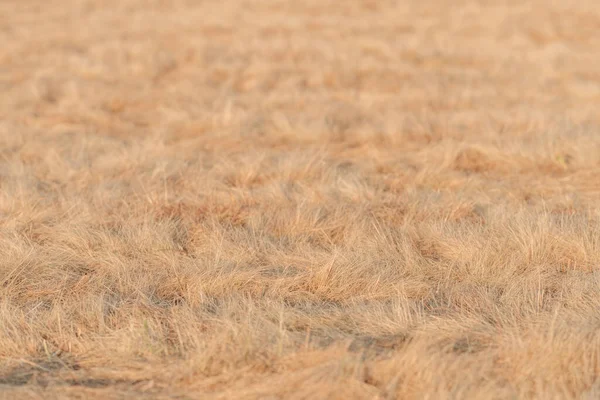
(2, 0), (600, 398)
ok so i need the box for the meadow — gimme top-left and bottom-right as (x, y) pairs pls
(2, 0), (600, 398)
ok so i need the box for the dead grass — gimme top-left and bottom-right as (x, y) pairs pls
(2, 0), (600, 398)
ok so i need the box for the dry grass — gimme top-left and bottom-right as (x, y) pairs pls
(2, 0), (600, 398)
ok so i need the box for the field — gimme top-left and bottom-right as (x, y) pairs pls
(2, 0), (600, 398)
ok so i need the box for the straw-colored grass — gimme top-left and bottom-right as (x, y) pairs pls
(2, 0), (600, 398)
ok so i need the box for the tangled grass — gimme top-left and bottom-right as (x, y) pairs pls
(2, 0), (600, 398)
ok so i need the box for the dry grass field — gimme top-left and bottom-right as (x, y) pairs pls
(2, 0), (600, 398)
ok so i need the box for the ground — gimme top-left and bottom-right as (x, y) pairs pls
(2, 0), (600, 398)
